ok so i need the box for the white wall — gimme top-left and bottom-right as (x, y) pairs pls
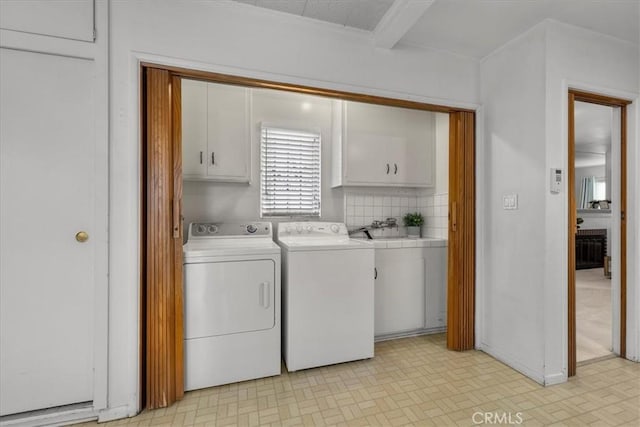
(479, 19), (639, 386)
(479, 23), (548, 383)
(109, 0), (480, 417)
(183, 88), (344, 230)
(543, 19), (639, 380)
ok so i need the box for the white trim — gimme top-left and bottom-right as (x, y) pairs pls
(544, 372), (566, 386)
(0, 405), (96, 427)
(0, 28), (96, 60)
(91, 0), (110, 412)
(98, 405), (137, 423)
(610, 106), (622, 355)
(133, 51), (480, 112)
(474, 106), (486, 350)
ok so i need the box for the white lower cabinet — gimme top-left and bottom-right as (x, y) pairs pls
(374, 244), (447, 338)
(425, 247), (447, 330)
(374, 248), (425, 336)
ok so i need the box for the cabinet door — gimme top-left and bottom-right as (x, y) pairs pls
(375, 248), (425, 336)
(345, 132), (395, 184)
(424, 247), (447, 329)
(344, 101), (398, 185)
(207, 83), (250, 182)
(0, 0), (94, 42)
(182, 79), (208, 178)
(391, 109), (434, 186)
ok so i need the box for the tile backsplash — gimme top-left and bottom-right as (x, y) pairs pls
(344, 191), (448, 239)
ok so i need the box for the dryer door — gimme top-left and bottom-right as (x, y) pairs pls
(184, 259), (275, 339)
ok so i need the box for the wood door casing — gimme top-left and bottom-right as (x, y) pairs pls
(144, 67), (184, 409)
(447, 111), (475, 351)
(141, 64), (477, 407)
(568, 90), (630, 377)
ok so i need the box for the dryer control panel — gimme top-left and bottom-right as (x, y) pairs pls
(189, 222), (272, 239)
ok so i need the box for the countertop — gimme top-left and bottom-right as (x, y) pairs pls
(352, 237), (447, 249)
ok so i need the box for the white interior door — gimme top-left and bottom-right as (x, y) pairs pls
(0, 48), (98, 416)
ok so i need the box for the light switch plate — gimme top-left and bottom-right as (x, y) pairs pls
(503, 194), (518, 210)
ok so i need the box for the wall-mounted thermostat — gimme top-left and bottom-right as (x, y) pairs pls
(550, 168), (562, 193)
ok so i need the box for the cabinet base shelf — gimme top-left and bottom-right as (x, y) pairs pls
(374, 326), (446, 343)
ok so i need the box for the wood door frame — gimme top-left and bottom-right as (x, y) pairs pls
(140, 62), (477, 407)
(568, 89), (630, 376)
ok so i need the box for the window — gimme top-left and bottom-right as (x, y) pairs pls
(260, 125), (321, 217)
(594, 176), (606, 201)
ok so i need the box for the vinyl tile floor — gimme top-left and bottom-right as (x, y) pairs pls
(79, 334), (640, 426)
(576, 268), (613, 362)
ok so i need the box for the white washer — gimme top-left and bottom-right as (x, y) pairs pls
(183, 222), (281, 391)
(276, 222), (375, 371)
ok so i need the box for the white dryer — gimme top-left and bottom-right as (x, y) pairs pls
(183, 222), (281, 391)
(276, 222), (375, 371)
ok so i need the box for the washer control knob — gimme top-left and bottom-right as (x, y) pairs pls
(295, 224), (303, 233)
(197, 224), (206, 233)
(305, 224), (313, 233)
(246, 224), (257, 234)
(207, 225), (218, 234)
(330, 224), (340, 233)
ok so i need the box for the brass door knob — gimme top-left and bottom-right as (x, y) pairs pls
(75, 231), (89, 243)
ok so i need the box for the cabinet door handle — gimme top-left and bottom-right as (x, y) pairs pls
(374, 267), (377, 280)
(394, 163), (398, 174)
(199, 151), (203, 164)
(211, 152), (215, 165)
(386, 163), (390, 174)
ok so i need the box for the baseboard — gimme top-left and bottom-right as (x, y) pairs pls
(374, 327), (446, 342)
(98, 405), (138, 423)
(480, 342), (546, 385)
(543, 372), (567, 386)
(0, 404), (96, 427)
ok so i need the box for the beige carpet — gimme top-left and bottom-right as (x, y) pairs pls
(576, 268), (613, 363)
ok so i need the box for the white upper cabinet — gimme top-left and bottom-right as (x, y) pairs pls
(0, 0), (94, 42)
(332, 100), (434, 188)
(182, 80), (251, 183)
(182, 79), (208, 178)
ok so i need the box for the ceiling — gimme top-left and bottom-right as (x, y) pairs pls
(232, 0), (639, 58)
(574, 101), (612, 168)
(233, 0), (394, 31)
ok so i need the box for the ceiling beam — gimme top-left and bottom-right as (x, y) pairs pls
(373, 0), (434, 49)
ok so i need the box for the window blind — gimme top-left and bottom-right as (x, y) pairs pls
(260, 126), (321, 217)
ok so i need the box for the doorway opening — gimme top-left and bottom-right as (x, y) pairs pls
(141, 63), (476, 408)
(568, 90), (631, 376)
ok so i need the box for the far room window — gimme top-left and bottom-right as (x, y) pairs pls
(260, 125), (321, 217)
(594, 176), (606, 201)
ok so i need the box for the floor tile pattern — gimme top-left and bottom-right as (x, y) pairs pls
(80, 334), (639, 426)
